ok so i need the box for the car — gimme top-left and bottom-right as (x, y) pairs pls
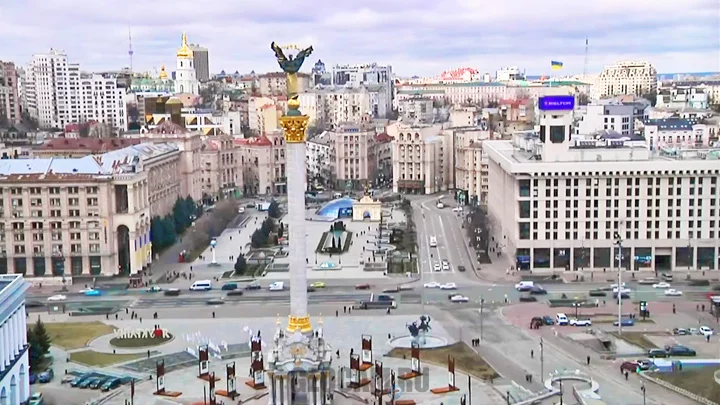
(226, 290), (244, 297)
(83, 289), (102, 296)
(652, 282), (671, 289)
(29, 372), (37, 385)
(673, 328), (688, 335)
(620, 361), (641, 373)
(38, 368), (54, 383)
(452, 206), (463, 212)
(79, 377), (100, 388)
(101, 378), (122, 392)
(90, 377), (109, 389)
(433, 263), (441, 272)
(269, 282), (284, 291)
(47, 294), (67, 301)
(439, 283), (457, 290)
(450, 295), (469, 303)
(542, 316), (554, 325)
(664, 289), (683, 296)
(436, 202), (445, 209)
(29, 393), (44, 405)
(441, 261), (450, 271)
(647, 349), (667, 358)
(61, 375), (75, 384)
(569, 318), (592, 327)
(589, 289), (607, 297)
(613, 318), (635, 327)
(71, 374), (93, 387)
(699, 326), (714, 336)
(355, 283), (371, 290)
(457, 265), (466, 272)
(307, 286), (316, 292)
(555, 313), (569, 325)
(221, 283), (238, 291)
(245, 283), (262, 290)
(206, 298), (225, 305)
(515, 281), (534, 291)
(612, 287), (632, 294)
(638, 278), (659, 285)
(78, 288), (95, 293)
(164, 288), (181, 296)
(424, 282), (441, 289)
(665, 345), (696, 356)
(382, 287), (400, 293)
(529, 286), (547, 295)
(610, 283), (627, 289)
(688, 327), (699, 335)
(310, 281), (325, 288)
(146, 286), (162, 293)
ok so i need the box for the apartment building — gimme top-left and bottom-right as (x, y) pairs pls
(397, 97), (434, 124)
(298, 85), (388, 129)
(200, 136), (242, 199)
(331, 63), (393, 115)
(235, 131), (286, 195)
(485, 98), (720, 272)
(189, 44), (210, 82)
(643, 118), (717, 149)
(247, 96), (284, 134)
(597, 61), (657, 98)
(575, 98), (650, 136)
(22, 50), (128, 131)
(656, 85), (709, 110)
(395, 81), (578, 107)
(0, 62), (22, 125)
(306, 131), (335, 186)
(258, 72), (310, 97)
(387, 122), (446, 194)
(453, 129), (497, 206)
(331, 123), (376, 190)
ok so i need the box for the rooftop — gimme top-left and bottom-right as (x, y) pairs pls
(645, 118), (699, 131)
(40, 137), (141, 152)
(234, 135), (272, 147)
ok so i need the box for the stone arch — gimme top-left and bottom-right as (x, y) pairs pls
(0, 386), (6, 405)
(117, 225), (131, 275)
(18, 364), (26, 400)
(9, 375), (16, 405)
(363, 211), (371, 219)
(179, 84), (184, 93)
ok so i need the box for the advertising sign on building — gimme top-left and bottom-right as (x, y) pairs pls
(538, 95), (575, 111)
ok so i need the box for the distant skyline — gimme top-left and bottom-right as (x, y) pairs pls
(1, 0), (718, 77)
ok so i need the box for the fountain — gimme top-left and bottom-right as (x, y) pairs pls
(388, 315), (449, 348)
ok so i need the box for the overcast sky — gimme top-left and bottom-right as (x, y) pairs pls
(1, 0), (718, 77)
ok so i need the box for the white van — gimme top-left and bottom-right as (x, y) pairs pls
(190, 280), (213, 291)
(429, 237), (438, 247)
(515, 281), (534, 291)
(556, 313), (569, 325)
(269, 281), (284, 291)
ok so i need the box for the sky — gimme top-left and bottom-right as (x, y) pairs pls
(1, 0), (719, 77)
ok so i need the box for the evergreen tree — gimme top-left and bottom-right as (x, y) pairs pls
(268, 200), (281, 218)
(234, 253), (248, 275)
(27, 327), (43, 372)
(33, 319), (52, 355)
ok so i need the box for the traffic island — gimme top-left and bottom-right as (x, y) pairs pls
(387, 342), (498, 380)
(45, 321), (116, 350)
(70, 350), (145, 367)
(109, 334), (173, 348)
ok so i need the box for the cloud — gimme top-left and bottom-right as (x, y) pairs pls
(1, 0), (718, 76)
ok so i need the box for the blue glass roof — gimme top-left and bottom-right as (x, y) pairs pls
(317, 198), (356, 219)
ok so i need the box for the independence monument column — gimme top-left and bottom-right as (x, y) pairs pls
(271, 42), (314, 334)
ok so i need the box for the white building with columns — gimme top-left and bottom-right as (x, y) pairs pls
(0, 274), (30, 405)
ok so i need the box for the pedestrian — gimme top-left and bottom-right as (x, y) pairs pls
(530, 349), (534, 359)
(586, 355), (590, 366)
(624, 371), (629, 380)
(336, 310), (339, 317)
(707, 334), (711, 343)
(126, 308), (129, 314)
(336, 350), (340, 358)
(672, 304), (676, 314)
(106, 313), (109, 320)
(115, 314), (118, 320)
(212, 311), (216, 318)
(147, 350), (151, 358)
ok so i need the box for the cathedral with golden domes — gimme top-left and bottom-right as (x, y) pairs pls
(174, 32), (199, 95)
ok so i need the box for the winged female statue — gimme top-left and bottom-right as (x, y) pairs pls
(271, 42), (314, 74)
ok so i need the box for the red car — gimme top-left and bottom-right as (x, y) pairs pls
(620, 361), (639, 373)
(355, 283), (371, 290)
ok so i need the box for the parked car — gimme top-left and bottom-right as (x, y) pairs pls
(355, 283), (371, 290)
(450, 295), (469, 303)
(90, 377), (109, 389)
(457, 265), (466, 272)
(71, 374), (92, 387)
(542, 316), (554, 325)
(61, 375), (75, 384)
(637, 278), (659, 285)
(38, 368), (54, 383)
(221, 283), (238, 291)
(29, 372), (37, 385)
(47, 295), (67, 301)
(29, 393), (44, 405)
(665, 345), (696, 356)
(439, 283), (457, 290)
(647, 349), (667, 358)
(79, 377), (100, 388)
(424, 282), (440, 289)
(672, 328), (688, 335)
(101, 378), (122, 392)
(699, 326), (714, 336)
(310, 282), (326, 288)
(245, 283), (262, 290)
(636, 360), (653, 370)
(613, 318), (635, 327)
(652, 282), (671, 289)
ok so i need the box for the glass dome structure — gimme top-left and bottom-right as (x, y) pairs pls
(316, 198), (356, 219)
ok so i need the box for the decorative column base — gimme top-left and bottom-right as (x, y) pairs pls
(287, 315), (313, 334)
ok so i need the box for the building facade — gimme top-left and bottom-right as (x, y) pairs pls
(259, 72), (310, 97)
(575, 99), (650, 136)
(0, 62), (22, 125)
(331, 123), (376, 190)
(200, 136), (242, 199)
(453, 129), (496, 206)
(486, 103), (720, 273)
(597, 61), (657, 98)
(298, 86), (388, 129)
(330, 63), (393, 115)
(306, 132), (335, 187)
(235, 132), (287, 195)
(189, 44), (210, 82)
(387, 122), (446, 194)
(0, 274), (30, 405)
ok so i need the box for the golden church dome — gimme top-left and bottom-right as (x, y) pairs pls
(176, 32), (194, 58)
(159, 65), (168, 80)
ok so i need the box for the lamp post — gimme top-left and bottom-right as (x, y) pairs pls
(539, 337), (544, 387)
(687, 240), (692, 271)
(641, 382), (646, 405)
(573, 301), (579, 319)
(614, 232), (624, 336)
(479, 295), (484, 341)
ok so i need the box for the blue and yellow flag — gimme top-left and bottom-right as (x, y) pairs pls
(551, 61), (563, 70)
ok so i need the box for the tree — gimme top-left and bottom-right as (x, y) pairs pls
(33, 319), (52, 354)
(251, 229), (267, 248)
(641, 91), (658, 106)
(577, 93), (590, 106)
(268, 200), (281, 219)
(0, 112), (9, 129)
(27, 327), (43, 372)
(234, 253), (248, 275)
(277, 222), (284, 238)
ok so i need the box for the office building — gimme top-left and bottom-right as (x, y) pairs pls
(331, 122), (376, 190)
(331, 63), (393, 116)
(597, 61), (657, 98)
(189, 44), (210, 82)
(574, 98), (650, 136)
(486, 95), (720, 272)
(0, 274), (30, 405)
(387, 122), (446, 194)
(306, 131), (335, 186)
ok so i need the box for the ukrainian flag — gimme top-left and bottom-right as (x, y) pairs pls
(551, 61), (563, 70)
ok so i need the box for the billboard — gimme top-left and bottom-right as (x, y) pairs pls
(539, 95), (575, 111)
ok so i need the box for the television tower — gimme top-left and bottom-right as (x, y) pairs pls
(583, 37), (589, 77)
(128, 26), (134, 72)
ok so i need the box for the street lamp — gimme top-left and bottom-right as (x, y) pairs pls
(573, 301), (579, 318)
(641, 382), (646, 405)
(614, 232), (624, 336)
(539, 337), (544, 387)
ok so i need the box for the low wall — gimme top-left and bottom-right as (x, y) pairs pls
(639, 371), (720, 405)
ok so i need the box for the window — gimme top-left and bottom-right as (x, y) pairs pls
(549, 126), (565, 143)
